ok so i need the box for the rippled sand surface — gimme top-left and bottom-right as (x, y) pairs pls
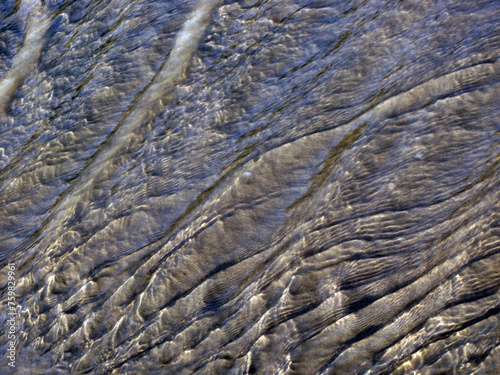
(0, 0), (499, 374)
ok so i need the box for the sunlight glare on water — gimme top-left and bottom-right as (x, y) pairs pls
(0, 0), (499, 374)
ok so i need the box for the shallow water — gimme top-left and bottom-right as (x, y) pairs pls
(0, 0), (499, 374)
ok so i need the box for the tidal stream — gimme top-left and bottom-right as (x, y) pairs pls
(0, 0), (499, 374)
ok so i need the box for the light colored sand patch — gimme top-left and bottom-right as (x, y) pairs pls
(0, 0), (50, 112)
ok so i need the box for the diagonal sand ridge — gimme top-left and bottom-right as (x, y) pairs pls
(0, 0), (50, 113)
